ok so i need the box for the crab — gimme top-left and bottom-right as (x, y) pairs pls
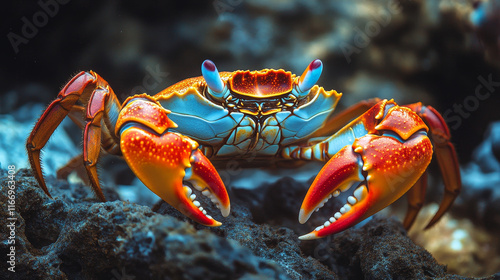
(26, 59), (461, 240)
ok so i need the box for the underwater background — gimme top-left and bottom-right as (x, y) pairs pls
(1, 0), (500, 279)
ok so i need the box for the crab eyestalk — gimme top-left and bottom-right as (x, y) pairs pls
(292, 59), (323, 98)
(117, 96), (230, 226)
(202, 59), (229, 100)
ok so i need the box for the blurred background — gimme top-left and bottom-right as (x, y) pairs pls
(1, 0), (500, 276)
(1, 0), (499, 161)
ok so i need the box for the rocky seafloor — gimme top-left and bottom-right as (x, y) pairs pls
(1, 166), (499, 280)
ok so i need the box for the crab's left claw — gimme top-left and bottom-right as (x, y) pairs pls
(116, 96), (230, 226)
(299, 103), (433, 240)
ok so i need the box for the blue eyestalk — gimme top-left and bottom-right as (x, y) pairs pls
(293, 59), (323, 98)
(202, 60), (227, 99)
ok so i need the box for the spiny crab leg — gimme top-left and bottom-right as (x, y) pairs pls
(404, 103), (461, 229)
(116, 95), (230, 226)
(298, 100), (433, 240)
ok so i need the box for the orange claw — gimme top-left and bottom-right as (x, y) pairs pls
(117, 97), (229, 226)
(299, 103), (433, 240)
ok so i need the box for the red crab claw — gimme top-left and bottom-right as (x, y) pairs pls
(298, 105), (433, 240)
(117, 96), (230, 226)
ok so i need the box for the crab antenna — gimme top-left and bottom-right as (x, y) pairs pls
(202, 60), (227, 98)
(293, 59), (323, 97)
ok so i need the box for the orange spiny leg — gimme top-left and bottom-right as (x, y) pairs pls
(116, 96), (230, 226)
(285, 99), (433, 240)
(26, 71), (122, 199)
(27, 72), (95, 197)
(56, 153), (89, 185)
(403, 171), (428, 230)
(82, 86), (121, 201)
(404, 103), (461, 229)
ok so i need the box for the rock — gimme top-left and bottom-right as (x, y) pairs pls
(156, 175), (483, 279)
(0, 169), (288, 280)
(2, 167), (487, 280)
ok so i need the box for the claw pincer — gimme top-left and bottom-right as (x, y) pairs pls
(299, 100), (433, 240)
(116, 95), (230, 226)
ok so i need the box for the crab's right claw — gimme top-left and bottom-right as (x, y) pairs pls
(117, 97), (230, 226)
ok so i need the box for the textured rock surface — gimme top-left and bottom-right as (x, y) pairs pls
(0, 169), (287, 280)
(3, 168), (495, 279)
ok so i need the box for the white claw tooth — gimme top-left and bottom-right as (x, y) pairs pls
(324, 221), (331, 227)
(348, 196), (357, 205)
(319, 203), (325, 208)
(194, 185), (203, 191)
(202, 190), (210, 196)
(193, 201), (201, 207)
(315, 226), (324, 231)
(340, 207), (346, 214)
(206, 215), (213, 220)
(333, 190), (340, 197)
(202, 210), (207, 215)
(190, 194), (196, 201)
(184, 186), (192, 196)
(343, 204), (351, 212)
(354, 185), (368, 201)
(328, 194), (333, 199)
(216, 204), (220, 209)
(329, 217), (336, 223)
(315, 208), (320, 212)
(334, 212), (342, 219)
(199, 206), (204, 211)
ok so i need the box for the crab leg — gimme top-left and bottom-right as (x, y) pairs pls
(404, 103), (461, 229)
(294, 100), (433, 240)
(26, 71), (121, 199)
(403, 172), (427, 229)
(82, 85), (123, 201)
(116, 95), (230, 226)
